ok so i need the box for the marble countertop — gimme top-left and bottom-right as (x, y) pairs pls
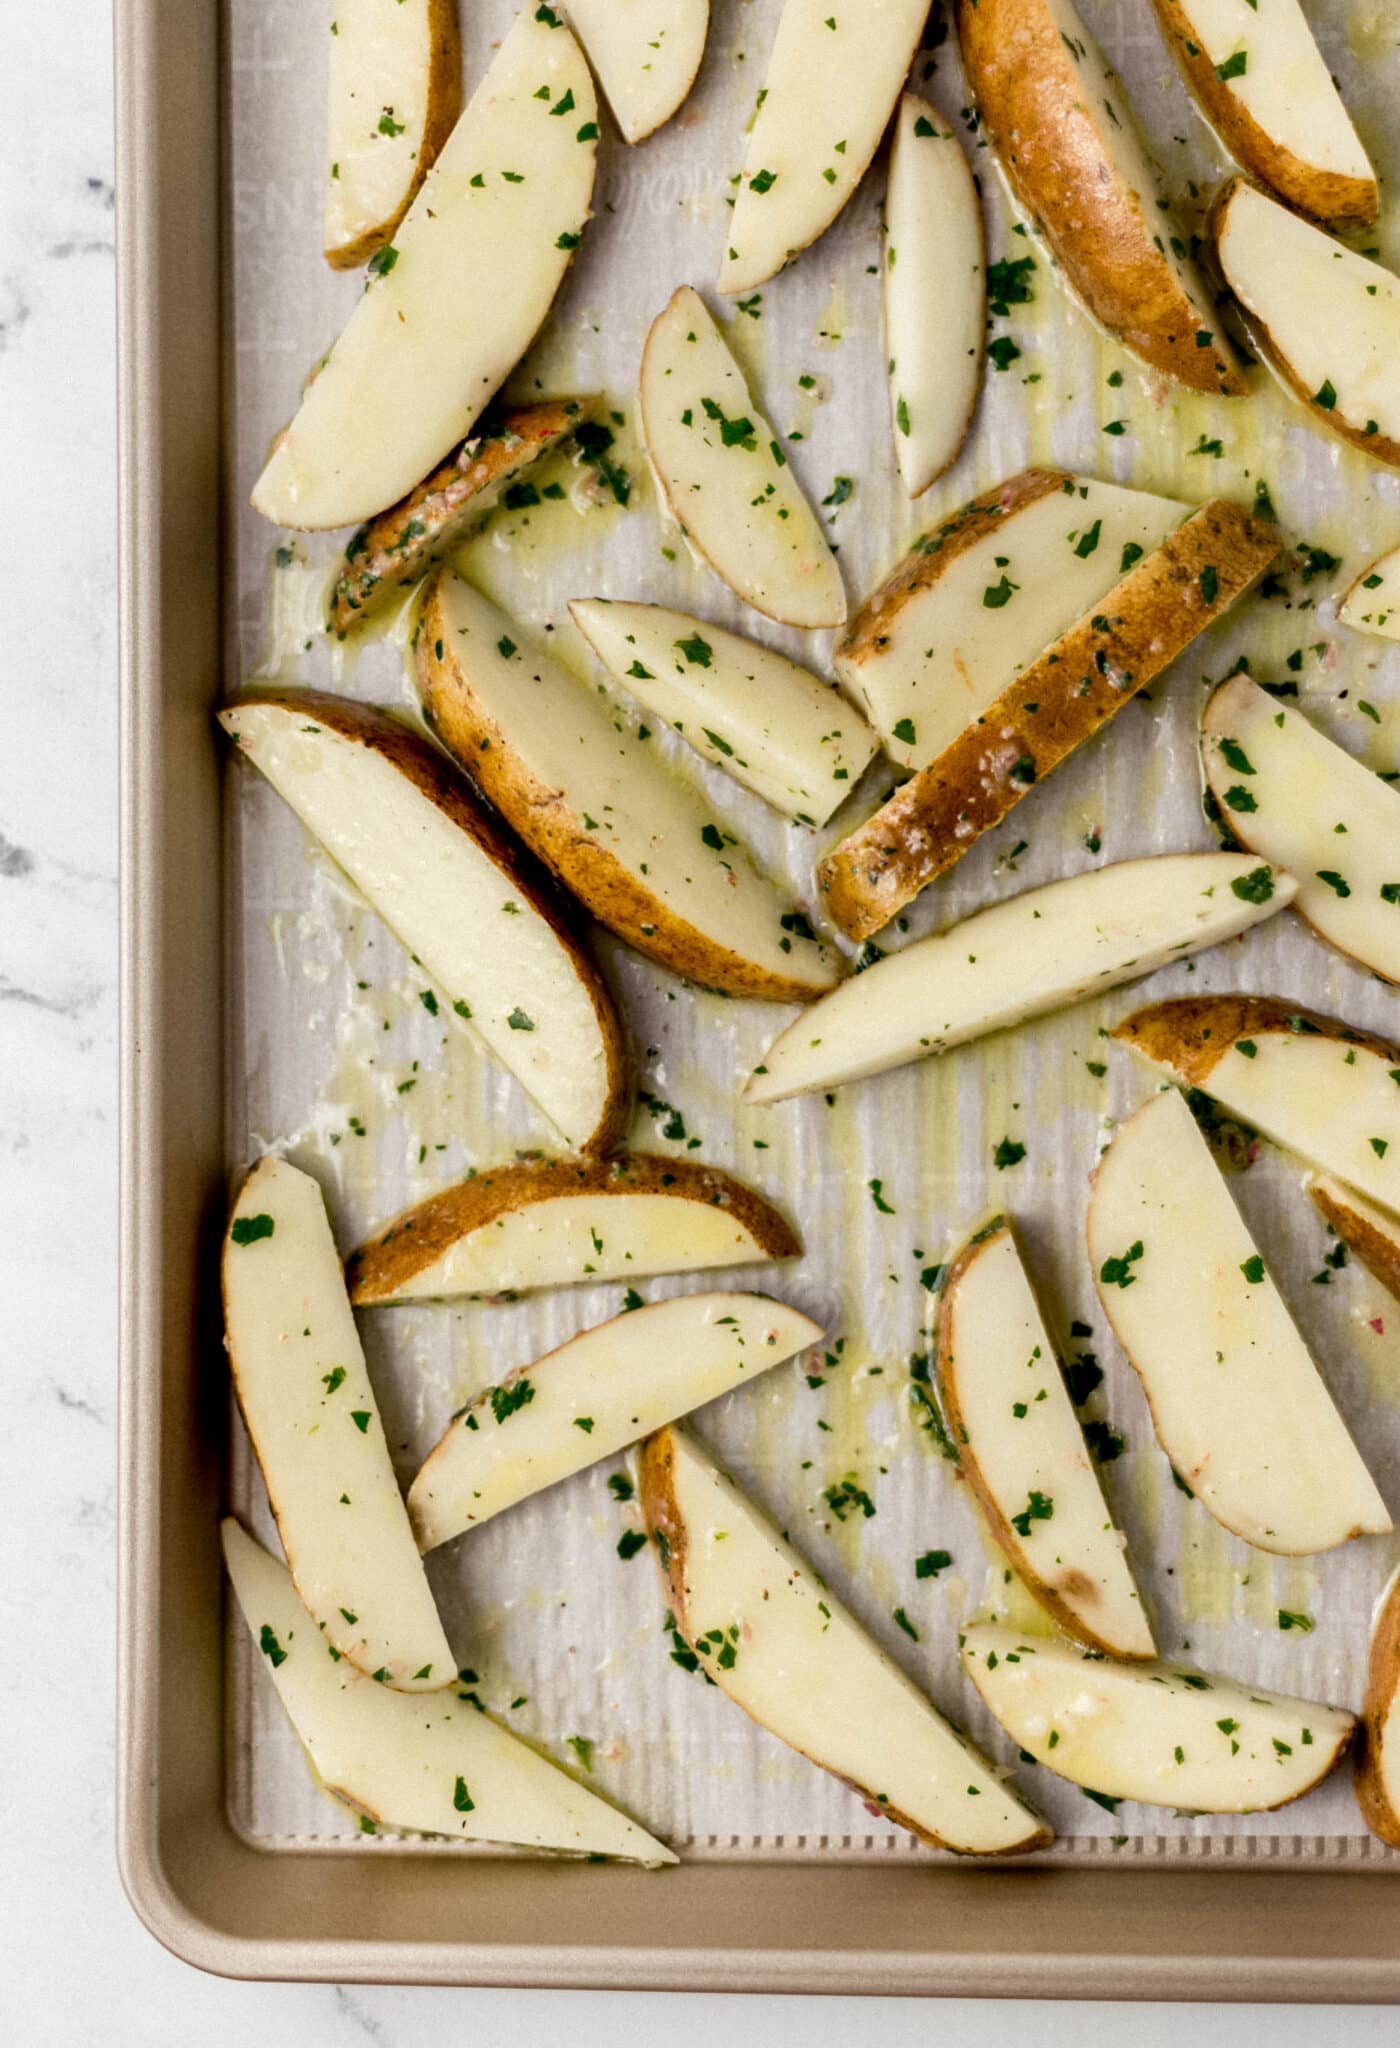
(2, 3), (1395, 2040)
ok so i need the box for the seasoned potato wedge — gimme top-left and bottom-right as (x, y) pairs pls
(1309, 1173), (1400, 1310)
(323, 0), (461, 270)
(348, 1153), (800, 1304)
(955, 0), (1242, 395)
(417, 571), (840, 1000)
(641, 1426), (1053, 1854)
(567, 0), (709, 144)
(1339, 546), (1400, 644)
(1356, 1566), (1400, 1850)
(819, 499), (1280, 939)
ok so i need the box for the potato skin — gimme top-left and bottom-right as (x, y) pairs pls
(1149, 0), (1377, 231)
(223, 687), (629, 1156)
(955, 0), (1242, 396)
(324, 0), (463, 270)
(1310, 1183), (1400, 1310)
(1112, 994), (1400, 1088)
(819, 499), (1280, 939)
(347, 1152), (801, 1303)
(1356, 1567), (1400, 1849)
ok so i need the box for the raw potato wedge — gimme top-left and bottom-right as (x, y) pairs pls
(745, 854), (1294, 1105)
(1087, 1087), (1390, 1555)
(222, 1519), (676, 1864)
(566, 0), (709, 144)
(347, 1153), (800, 1304)
(328, 400), (595, 636)
(1309, 1174), (1400, 1309)
(884, 95), (985, 497)
(254, 12), (597, 528)
(417, 571), (839, 1000)
(223, 1159), (453, 1690)
(641, 1426), (1052, 1855)
(1149, 0), (1377, 229)
(1356, 1566), (1400, 1848)
(1202, 673), (1400, 985)
(962, 1624), (1354, 1814)
(408, 1293), (822, 1552)
(323, 0), (461, 270)
(569, 598), (877, 824)
(1113, 996), (1400, 1219)
(936, 1219), (1154, 1659)
(1339, 545), (1400, 645)
(819, 500), (1281, 940)
(955, 0), (1242, 396)
(718, 0), (929, 295)
(220, 691), (627, 1155)
(834, 469), (1190, 770)
(1213, 178), (1400, 471)
(639, 286), (846, 629)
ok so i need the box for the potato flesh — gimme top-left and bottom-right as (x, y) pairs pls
(408, 1294), (822, 1552)
(1340, 546), (1400, 644)
(658, 1430), (1048, 1853)
(640, 287), (845, 628)
(1088, 1088), (1389, 1554)
(836, 478), (1186, 770)
(224, 1159), (453, 1688)
(564, 0), (708, 144)
(221, 701), (615, 1153)
(324, 0), (436, 262)
(255, 14), (596, 527)
(744, 853), (1293, 1103)
(570, 598), (876, 824)
(1203, 674), (1400, 983)
(1168, 0), (1372, 182)
(222, 1519), (676, 1862)
(962, 1624), (1353, 1812)
(884, 97), (984, 497)
(942, 1225), (1154, 1658)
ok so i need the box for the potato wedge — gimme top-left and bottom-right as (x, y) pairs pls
(1113, 995), (1400, 1220)
(223, 1159), (453, 1690)
(328, 400), (595, 636)
(884, 96), (985, 497)
(1202, 673), (1400, 985)
(1355, 1565), (1400, 1849)
(347, 1153), (800, 1304)
(1149, 0), (1377, 230)
(323, 0), (461, 270)
(408, 1293), (822, 1552)
(566, 0), (709, 144)
(962, 1623), (1354, 1814)
(833, 470), (1190, 770)
(718, 0), (928, 295)
(220, 691), (627, 1155)
(819, 500), (1280, 939)
(254, 11), (597, 528)
(417, 571), (839, 1000)
(641, 1426), (1052, 1854)
(937, 1218), (1154, 1659)
(955, 0), (1242, 396)
(746, 854), (1293, 1105)
(1213, 177), (1400, 471)
(222, 1519), (676, 1863)
(1309, 1174), (1400, 1310)
(639, 286), (845, 629)
(1339, 545), (1400, 645)
(569, 598), (876, 824)
(1087, 1086), (1390, 1554)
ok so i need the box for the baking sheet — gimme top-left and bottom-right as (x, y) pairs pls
(224, 0), (1400, 1863)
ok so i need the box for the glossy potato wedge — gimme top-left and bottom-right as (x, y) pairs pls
(1087, 1087), (1390, 1554)
(222, 1519), (676, 1863)
(408, 1293), (822, 1553)
(220, 691), (627, 1155)
(1309, 1173), (1400, 1310)
(1339, 545), (1400, 645)
(955, 0), (1242, 395)
(641, 1426), (1053, 1855)
(223, 1159), (453, 1690)
(348, 1153), (800, 1305)
(323, 0), (461, 270)
(567, 0), (709, 144)
(1356, 1566), (1400, 1850)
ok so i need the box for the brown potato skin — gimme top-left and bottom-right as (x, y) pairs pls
(819, 500), (1280, 939)
(416, 576), (837, 1002)
(222, 687), (629, 1156)
(954, 0), (1242, 396)
(1355, 1567), (1400, 1848)
(1112, 994), (1400, 1088)
(328, 399), (594, 636)
(1310, 1183), (1400, 1310)
(347, 1152), (801, 1303)
(1149, 0), (1377, 230)
(324, 0), (463, 271)
(935, 1216), (1154, 1659)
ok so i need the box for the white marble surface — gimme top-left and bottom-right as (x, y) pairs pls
(1, 2), (1397, 2039)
